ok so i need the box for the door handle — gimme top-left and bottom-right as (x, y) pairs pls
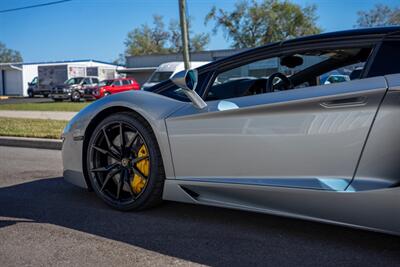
(320, 96), (367, 108)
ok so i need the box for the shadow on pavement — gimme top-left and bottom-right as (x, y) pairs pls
(1, 177), (400, 266)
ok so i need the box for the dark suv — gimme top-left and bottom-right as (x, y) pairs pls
(27, 77), (49, 98)
(51, 77), (99, 102)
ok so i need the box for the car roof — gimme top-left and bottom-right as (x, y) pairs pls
(282, 26), (400, 45)
(201, 27), (400, 70)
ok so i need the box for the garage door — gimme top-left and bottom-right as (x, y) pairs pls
(5, 69), (23, 96)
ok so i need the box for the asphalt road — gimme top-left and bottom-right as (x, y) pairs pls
(0, 146), (400, 267)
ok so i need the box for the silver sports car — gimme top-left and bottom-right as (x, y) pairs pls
(63, 27), (400, 235)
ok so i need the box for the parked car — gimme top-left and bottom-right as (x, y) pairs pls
(51, 76), (99, 102)
(88, 78), (140, 99)
(141, 61), (209, 91)
(63, 27), (400, 235)
(27, 77), (40, 98)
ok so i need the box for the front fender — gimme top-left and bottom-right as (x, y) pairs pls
(63, 90), (187, 187)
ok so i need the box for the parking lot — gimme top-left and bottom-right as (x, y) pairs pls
(0, 146), (399, 267)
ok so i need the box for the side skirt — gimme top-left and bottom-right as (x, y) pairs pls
(162, 179), (400, 235)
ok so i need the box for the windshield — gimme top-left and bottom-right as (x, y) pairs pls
(148, 71), (173, 83)
(64, 77), (83, 85)
(99, 79), (114, 86)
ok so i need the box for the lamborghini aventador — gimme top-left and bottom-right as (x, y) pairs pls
(62, 27), (400, 235)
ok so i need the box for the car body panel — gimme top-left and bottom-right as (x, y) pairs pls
(352, 74), (400, 190)
(166, 76), (387, 191)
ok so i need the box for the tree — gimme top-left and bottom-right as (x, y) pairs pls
(356, 4), (400, 28)
(205, 0), (321, 48)
(124, 15), (209, 57)
(168, 19), (210, 53)
(0, 42), (23, 63)
(124, 15), (169, 56)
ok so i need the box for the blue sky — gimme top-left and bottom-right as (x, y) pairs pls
(0, 0), (398, 63)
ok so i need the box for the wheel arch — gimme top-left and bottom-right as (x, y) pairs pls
(81, 106), (164, 190)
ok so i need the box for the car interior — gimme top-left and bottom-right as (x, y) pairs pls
(205, 47), (372, 101)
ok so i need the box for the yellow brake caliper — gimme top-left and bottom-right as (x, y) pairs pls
(131, 145), (149, 194)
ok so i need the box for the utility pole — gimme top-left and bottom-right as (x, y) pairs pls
(178, 0), (190, 70)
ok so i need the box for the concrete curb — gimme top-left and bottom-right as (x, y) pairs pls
(0, 136), (62, 150)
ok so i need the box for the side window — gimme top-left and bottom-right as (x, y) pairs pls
(112, 80), (122, 86)
(368, 41), (400, 77)
(91, 78), (99, 84)
(82, 78), (91, 85)
(122, 80), (130, 85)
(206, 47), (373, 101)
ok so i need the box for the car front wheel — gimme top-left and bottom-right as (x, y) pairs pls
(86, 112), (165, 211)
(71, 91), (80, 102)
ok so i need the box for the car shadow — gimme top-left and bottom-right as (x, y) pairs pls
(1, 177), (400, 266)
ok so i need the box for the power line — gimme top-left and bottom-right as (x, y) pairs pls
(0, 0), (72, 14)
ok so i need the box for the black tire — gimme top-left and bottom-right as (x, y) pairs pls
(71, 91), (80, 102)
(43, 93), (49, 98)
(86, 112), (165, 211)
(104, 92), (111, 96)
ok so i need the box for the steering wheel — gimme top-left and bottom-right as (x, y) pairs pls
(265, 72), (292, 93)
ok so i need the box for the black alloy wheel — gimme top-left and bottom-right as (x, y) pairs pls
(87, 112), (165, 210)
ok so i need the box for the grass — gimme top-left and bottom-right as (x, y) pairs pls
(0, 102), (90, 112)
(0, 117), (68, 139)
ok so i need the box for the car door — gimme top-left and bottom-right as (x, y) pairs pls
(165, 51), (387, 191)
(91, 78), (99, 86)
(111, 80), (122, 93)
(121, 79), (131, 92)
(81, 78), (92, 90)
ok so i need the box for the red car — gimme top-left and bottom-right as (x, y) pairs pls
(91, 78), (140, 99)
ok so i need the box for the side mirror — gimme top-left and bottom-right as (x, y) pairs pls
(170, 69), (207, 109)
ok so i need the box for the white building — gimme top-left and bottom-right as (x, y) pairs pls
(0, 59), (123, 96)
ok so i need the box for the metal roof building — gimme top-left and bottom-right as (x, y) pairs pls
(0, 60), (121, 96)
